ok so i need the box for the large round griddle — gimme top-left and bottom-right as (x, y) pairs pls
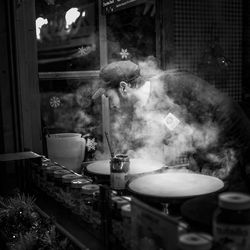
(86, 158), (164, 176)
(127, 172), (224, 201)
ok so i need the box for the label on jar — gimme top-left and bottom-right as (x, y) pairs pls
(110, 173), (126, 190)
(213, 222), (250, 250)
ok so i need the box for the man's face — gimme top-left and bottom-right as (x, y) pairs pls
(105, 81), (138, 111)
(106, 80), (151, 111)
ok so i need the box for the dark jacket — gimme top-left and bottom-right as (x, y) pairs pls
(110, 69), (250, 191)
(147, 70), (250, 191)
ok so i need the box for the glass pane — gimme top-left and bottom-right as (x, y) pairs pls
(35, 0), (100, 72)
(40, 78), (102, 139)
(106, 1), (156, 62)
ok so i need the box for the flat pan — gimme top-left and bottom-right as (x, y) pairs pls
(86, 158), (164, 176)
(127, 172), (224, 200)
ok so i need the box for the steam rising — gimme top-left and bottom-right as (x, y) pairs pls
(108, 57), (237, 177)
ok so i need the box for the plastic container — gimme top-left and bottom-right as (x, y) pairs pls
(46, 133), (86, 172)
(213, 192), (250, 250)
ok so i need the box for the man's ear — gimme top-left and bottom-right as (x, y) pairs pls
(119, 81), (128, 95)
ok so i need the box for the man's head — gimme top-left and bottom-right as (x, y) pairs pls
(92, 60), (144, 109)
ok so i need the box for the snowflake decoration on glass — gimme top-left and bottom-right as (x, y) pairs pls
(78, 46), (88, 56)
(78, 45), (94, 56)
(120, 48), (129, 60)
(49, 96), (61, 108)
(86, 138), (97, 151)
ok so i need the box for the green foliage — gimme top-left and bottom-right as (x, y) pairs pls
(0, 193), (78, 250)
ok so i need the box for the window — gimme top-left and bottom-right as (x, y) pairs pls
(106, 1), (156, 62)
(35, 0), (157, 157)
(36, 0), (99, 72)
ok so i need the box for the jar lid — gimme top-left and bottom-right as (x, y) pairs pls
(178, 233), (213, 250)
(218, 192), (250, 210)
(62, 174), (79, 183)
(54, 169), (70, 178)
(71, 178), (91, 188)
(113, 154), (130, 162)
(45, 165), (62, 174)
(121, 196), (131, 202)
(121, 204), (131, 217)
(82, 184), (100, 195)
(42, 162), (49, 168)
(111, 196), (129, 209)
(41, 157), (50, 163)
(42, 161), (55, 168)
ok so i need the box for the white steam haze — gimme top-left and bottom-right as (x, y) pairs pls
(53, 93), (92, 133)
(107, 57), (237, 176)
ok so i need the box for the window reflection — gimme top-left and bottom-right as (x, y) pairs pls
(106, 2), (156, 62)
(40, 79), (102, 139)
(37, 0), (157, 158)
(36, 0), (99, 72)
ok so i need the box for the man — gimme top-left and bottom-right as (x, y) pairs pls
(93, 59), (250, 192)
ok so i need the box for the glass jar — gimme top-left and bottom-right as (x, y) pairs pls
(121, 203), (131, 222)
(110, 154), (130, 193)
(111, 196), (130, 221)
(54, 169), (70, 187)
(178, 233), (213, 250)
(61, 174), (80, 208)
(53, 169), (70, 201)
(121, 203), (132, 249)
(111, 196), (130, 245)
(213, 192), (250, 250)
(45, 165), (62, 196)
(61, 174), (80, 192)
(39, 161), (54, 190)
(71, 177), (92, 214)
(92, 190), (101, 228)
(80, 184), (100, 223)
(30, 156), (43, 186)
(92, 191), (100, 212)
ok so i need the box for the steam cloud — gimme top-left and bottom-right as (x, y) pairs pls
(107, 57), (237, 178)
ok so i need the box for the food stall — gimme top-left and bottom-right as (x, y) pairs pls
(0, 152), (227, 250)
(0, 0), (250, 250)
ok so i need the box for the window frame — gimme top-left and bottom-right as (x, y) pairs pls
(38, 0), (108, 80)
(36, 0), (172, 155)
